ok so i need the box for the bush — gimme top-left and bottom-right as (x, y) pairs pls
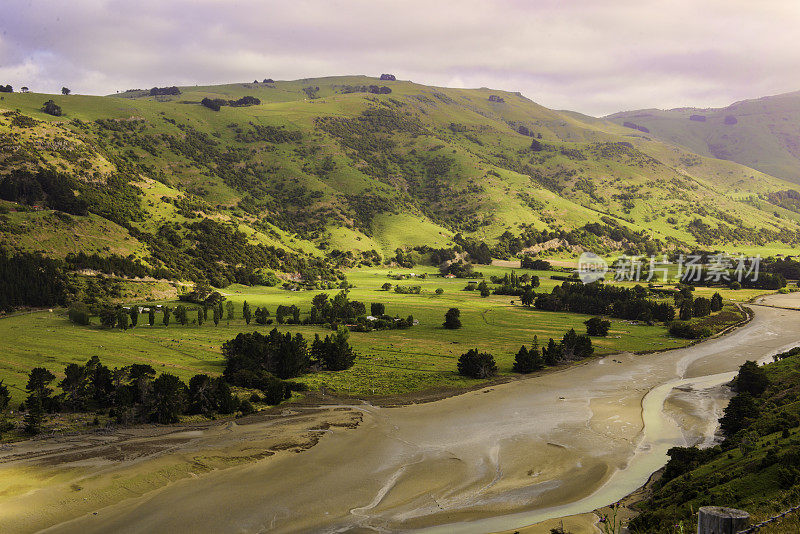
(457, 349), (497, 378)
(42, 100), (62, 116)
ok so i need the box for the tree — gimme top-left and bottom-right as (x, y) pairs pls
(312, 328), (358, 371)
(478, 280), (490, 297)
(513, 342), (543, 373)
(711, 292), (723, 312)
(381, 282), (392, 291)
(148, 374), (187, 424)
(254, 306), (270, 325)
(457, 349), (497, 379)
(443, 308), (462, 329)
(42, 100), (62, 116)
(0, 380), (10, 412)
(243, 300), (251, 325)
(149, 307), (156, 326)
(520, 287), (535, 306)
(175, 305), (188, 325)
(561, 329), (593, 360)
(117, 309), (129, 330)
(435, 288), (444, 295)
(128, 306), (138, 328)
(693, 297), (711, 317)
(213, 305), (220, 326)
(197, 307), (204, 326)
(542, 338), (563, 366)
(61, 87), (71, 95)
(679, 301), (693, 321)
(226, 301), (235, 321)
(370, 303), (385, 316)
(25, 367), (55, 433)
(585, 317), (611, 336)
(68, 302), (90, 325)
(735, 360), (769, 396)
(187, 374), (217, 415)
(222, 329), (310, 380)
(719, 392), (758, 436)
(99, 306), (116, 328)
(162, 306), (171, 326)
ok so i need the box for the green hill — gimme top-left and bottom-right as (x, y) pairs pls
(2, 77), (800, 286)
(607, 90), (800, 184)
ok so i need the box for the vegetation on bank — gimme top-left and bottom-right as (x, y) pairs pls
(630, 347), (800, 533)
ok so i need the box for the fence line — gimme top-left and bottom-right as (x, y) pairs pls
(737, 504), (800, 533)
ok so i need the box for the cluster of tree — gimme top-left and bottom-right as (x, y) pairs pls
(149, 86), (181, 96)
(42, 100), (62, 116)
(0, 84), (13, 92)
(521, 256), (551, 270)
(0, 168), (88, 215)
(222, 327), (358, 386)
(379, 74), (396, 81)
(680, 268), (786, 290)
(454, 235), (493, 264)
(517, 330), (594, 371)
(201, 96), (261, 111)
(15, 357), (249, 435)
(490, 270), (540, 297)
(394, 285), (421, 294)
(533, 282), (675, 323)
(763, 257), (800, 280)
(668, 321), (712, 339)
(64, 252), (150, 278)
(0, 250), (68, 312)
(488, 95), (505, 103)
(440, 260), (482, 279)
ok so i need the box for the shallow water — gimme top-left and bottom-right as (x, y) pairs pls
(27, 296), (800, 534)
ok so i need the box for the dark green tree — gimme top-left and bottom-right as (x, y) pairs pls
(162, 305), (172, 326)
(243, 300), (252, 325)
(226, 301), (235, 321)
(584, 317), (611, 336)
(710, 292), (723, 312)
(443, 308), (462, 329)
(148, 307), (155, 326)
(457, 349), (497, 378)
(148, 374), (187, 424)
(693, 297), (712, 317)
(128, 306), (138, 328)
(735, 360), (769, 396)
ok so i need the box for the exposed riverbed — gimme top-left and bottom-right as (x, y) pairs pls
(2, 295), (800, 534)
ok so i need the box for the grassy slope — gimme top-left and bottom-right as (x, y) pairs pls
(607, 90), (800, 184)
(2, 77), (800, 266)
(0, 265), (756, 406)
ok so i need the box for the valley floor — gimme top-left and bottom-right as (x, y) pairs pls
(0, 294), (797, 533)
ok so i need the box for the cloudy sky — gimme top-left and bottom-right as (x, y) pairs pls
(2, 0), (799, 115)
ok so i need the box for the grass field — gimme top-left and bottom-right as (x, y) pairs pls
(0, 266), (758, 406)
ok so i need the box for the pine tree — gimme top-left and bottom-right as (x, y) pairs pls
(226, 301), (234, 321)
(162, 306), (171, 326)
(213, 305), (220, 326)
(197, 308), (204, 326)
(148, 307), (155, 326)
(129, 306), (138, 328)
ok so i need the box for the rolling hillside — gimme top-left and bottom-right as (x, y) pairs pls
(2, 76), (800, 286)
(607, 90), (800, 184)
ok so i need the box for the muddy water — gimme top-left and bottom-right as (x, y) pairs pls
(34, 296), (800, 534)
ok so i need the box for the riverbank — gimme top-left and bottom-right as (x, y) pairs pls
(0, 296), (797, 533)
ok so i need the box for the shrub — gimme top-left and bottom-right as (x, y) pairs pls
(68, 302), (90, 325)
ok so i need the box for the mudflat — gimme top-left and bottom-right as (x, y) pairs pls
(2, 296), (799, 534)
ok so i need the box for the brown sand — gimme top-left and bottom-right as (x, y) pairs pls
(1, 296), (799, 533)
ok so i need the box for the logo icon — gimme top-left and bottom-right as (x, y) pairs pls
(577, 252), (608, 284)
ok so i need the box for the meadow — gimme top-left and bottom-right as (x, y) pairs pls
(0, 265), (758, 406)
